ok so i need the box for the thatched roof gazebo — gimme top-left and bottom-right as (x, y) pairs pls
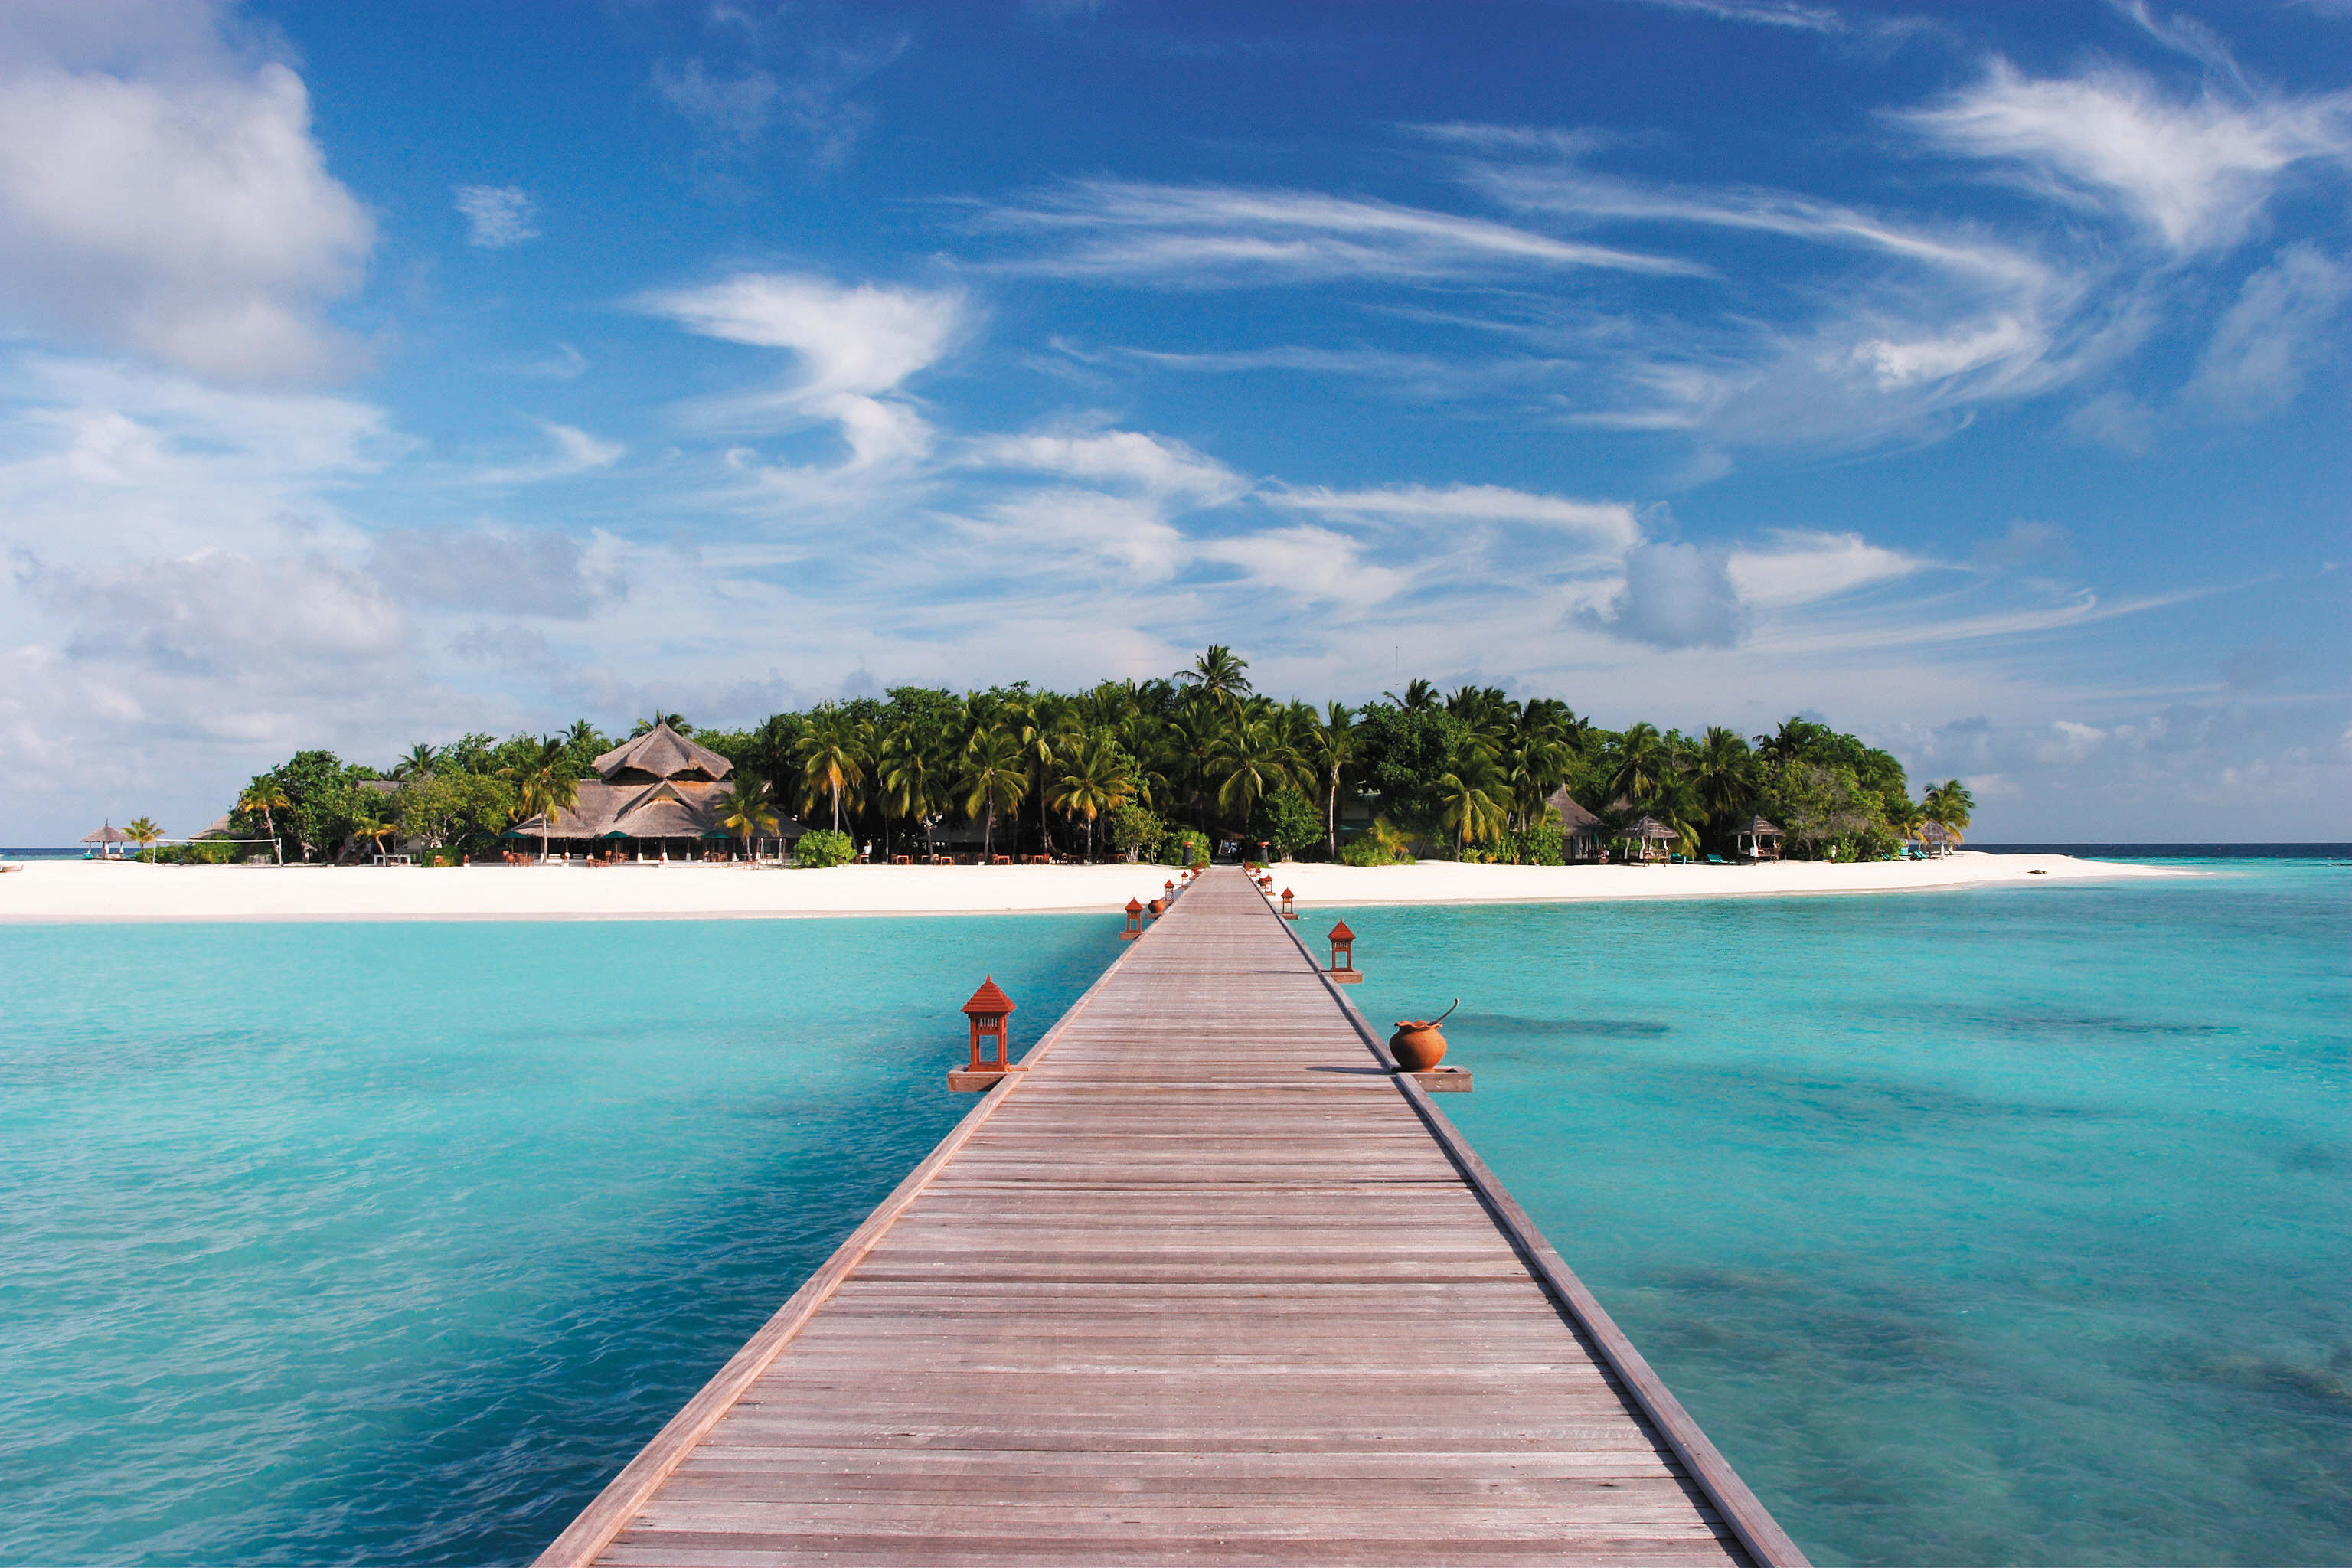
(81, 822), (130, 858)
(1919, 820), (1956, 858)
(1735, 815), (1782, 863)
(1619, 815), (1678, 864)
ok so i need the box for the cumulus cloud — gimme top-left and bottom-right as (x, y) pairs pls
(2183, 243), (2352, 416)
(370, 528), (605, 619)
(1581, 540), (1749, 649)
(1901, 60), (2352, 253)
(453, 185), (537, 249)
(0, 2), (374, 381)
(16, 546), (407, 676)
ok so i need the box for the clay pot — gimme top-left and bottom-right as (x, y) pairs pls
(1390, 1022), (1447, 1070)
(1389, 998), (1460, 1072)
(1148, 898), (1167, 916)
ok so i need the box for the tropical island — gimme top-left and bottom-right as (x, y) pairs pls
(146, 648), (1973, 871)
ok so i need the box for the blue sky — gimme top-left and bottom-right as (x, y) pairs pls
(2, 0), (2347, 841)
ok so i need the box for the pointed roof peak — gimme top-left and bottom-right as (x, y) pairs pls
(593, 719), (733, 782)
(962, 977), (1016, 1016)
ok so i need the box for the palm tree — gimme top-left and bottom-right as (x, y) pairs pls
(501, 737), (580, 862)
(719, 776), (781, 858)
(390, 743), (438, 780)
(1306, 701), (1357, 858)
(1176, 644), (1252, 710)
(1213, 710), (1285, 831)
(237, 779), (289, 864)
(1887, 795), (1927, 851)
(633, 712), (692, 736)
(1383, 678), (1439, 712)
(959, 730), (1027, 861)
(1692, 727), (1756, 844)
(1923, 779), (1975, 844)
(1050, 730), (1135, 861)
(351, 808), (394, 861)
(126, 816), (162, 854)
(798, 708), (869, 834)
(1436, 742), (1509, 856)
(1603, 722), (1671, 809)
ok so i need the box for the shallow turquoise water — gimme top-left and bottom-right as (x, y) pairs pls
(2, 867), (2345, 1565)
(0, 916), (1112, 1566)
(1341, 861), (2351, 1566)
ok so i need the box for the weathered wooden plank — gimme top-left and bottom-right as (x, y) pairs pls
(536, 866), (1805, 1568)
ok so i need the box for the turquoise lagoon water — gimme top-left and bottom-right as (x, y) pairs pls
(2, 863), (2346, 1565)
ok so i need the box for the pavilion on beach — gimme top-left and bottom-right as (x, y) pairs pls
(1736, 815), (1783, 862)
(80, 822), (131, 859)
(506, 720), (795, 861)
(1919, 821), (1957, 858)
(1619, 815), (1679, 864)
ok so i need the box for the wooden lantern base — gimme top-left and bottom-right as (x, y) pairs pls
(1328, 967), (1362, 985)
(947, 1063), (1027, 1093)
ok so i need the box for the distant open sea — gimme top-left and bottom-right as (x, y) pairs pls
(2, 858), (2345, 1565)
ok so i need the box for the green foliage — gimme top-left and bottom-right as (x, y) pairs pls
(1336, 834), (1412, 867)
(1352, 704), (1471, 840)
(792, 828), (856, 867)
(1501, 825), (1566, 866)
(1161, 826), (1209, 867)
(1247, 789), (1321, 859)
(395, 772), (516, 851)
(1106, 802), (1165, 857)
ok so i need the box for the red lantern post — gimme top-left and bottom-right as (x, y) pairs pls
(1327, 921), (1361, 984)
(948, 978), (1022, 1092)
(1279, 887), (1297, 920)
(1121, 897), (1144, 940)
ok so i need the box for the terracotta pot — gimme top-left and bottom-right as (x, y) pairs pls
(1390, 1022), (1448, 1071)
(1148, 898), (1167, 916)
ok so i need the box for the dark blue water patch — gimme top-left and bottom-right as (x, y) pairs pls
(1974, 843), (2352, 860)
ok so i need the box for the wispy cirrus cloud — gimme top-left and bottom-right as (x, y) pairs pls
(1613, 0), (1844, 32)
(642, 273), (969, 466)
(1899, 59), (2352, 253)
(975, 178), (1703, 284)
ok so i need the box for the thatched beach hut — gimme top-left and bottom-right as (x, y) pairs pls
(1542, 787), (1605, 861)
(1734, 815), (1782, 863)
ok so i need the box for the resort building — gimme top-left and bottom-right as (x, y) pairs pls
(509, 720), (789, 861)
(1544, 788), (1606, 861)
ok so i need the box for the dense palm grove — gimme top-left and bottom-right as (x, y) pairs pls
(201, 647), (1971, 865)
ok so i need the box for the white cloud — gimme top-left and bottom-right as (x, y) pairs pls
(2183, 243), (2352, 416)
(644, 273), (967, 466)
(0, 3), (374, 381)
(371, 527), (606, 618)
(980, 179), (1701, 285)
(969, 427), (1246, 505)
(1266, 483), (1642, 554)
(1727, 531), (1932, 606)
(652, 24), (907, 172)
(1615, 0), (1843, 31)
(473, 420), (625, 485)
(1852, 315), (2043, 388)
(1199, 524), (1414, 605)
(1902, 60), (2352, 253)
(1579, 540), (1749, 649)
(453, 185), (538, 249)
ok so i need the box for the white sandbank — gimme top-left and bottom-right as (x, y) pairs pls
(0, 851), (2187, 924)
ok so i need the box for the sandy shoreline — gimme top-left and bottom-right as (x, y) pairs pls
(0, 851), (2188, 924)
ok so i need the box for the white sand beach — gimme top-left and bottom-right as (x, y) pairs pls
(0, 851), (2185, 923)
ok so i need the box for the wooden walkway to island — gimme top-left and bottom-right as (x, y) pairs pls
(537, 866), (1808, 1568)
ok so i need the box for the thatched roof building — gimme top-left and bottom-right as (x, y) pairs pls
(509, 720), (786, 858)
(1735, 815), (1782, 862)
(1542, 786), (1605, 861)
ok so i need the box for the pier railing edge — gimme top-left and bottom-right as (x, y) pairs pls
(531, 890), (1161, 1568)
(1266, 889), (1813, 1568)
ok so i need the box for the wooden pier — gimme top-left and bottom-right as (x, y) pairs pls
(537, 867), (1808, 1567)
